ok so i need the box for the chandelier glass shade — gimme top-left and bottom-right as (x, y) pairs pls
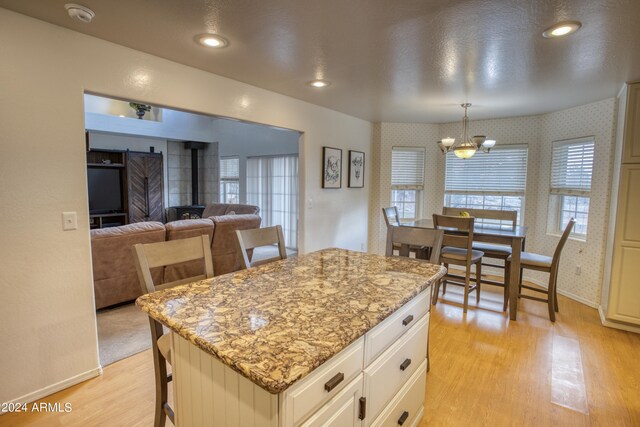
(437, 103), (497, 159)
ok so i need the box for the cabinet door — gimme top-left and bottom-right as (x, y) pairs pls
(301, 374), (363, 427)
(623, 83), (640, 163)
(607, 164), (640, 324)
(127, 152), (164, 223)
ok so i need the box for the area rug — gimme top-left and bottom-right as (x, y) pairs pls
(97, 303), (151, 367)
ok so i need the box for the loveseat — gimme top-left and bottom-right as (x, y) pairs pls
(91, 213), (261, 309)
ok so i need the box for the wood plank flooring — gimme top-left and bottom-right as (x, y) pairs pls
(1, 285), (638, 426)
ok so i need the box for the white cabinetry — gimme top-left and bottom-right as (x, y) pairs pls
(602, 82), (640, 330)
(172, 287), (432, 426)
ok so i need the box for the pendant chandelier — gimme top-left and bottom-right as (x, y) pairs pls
(437, 103), (496, 159)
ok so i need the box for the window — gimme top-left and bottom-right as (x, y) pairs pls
(219, 156), (239, 204)
(391, 147), (425, 221)
(444, 145), (529, 226)
(247, 155), (298, 249)
(550, 137), (595, 237)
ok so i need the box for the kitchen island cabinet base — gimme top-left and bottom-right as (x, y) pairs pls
(170, 287), (432, 427)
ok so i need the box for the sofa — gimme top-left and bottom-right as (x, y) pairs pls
(91, 213), (261, 309)
(202, 203), (260, 217)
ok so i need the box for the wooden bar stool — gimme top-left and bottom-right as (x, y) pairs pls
(132, 235), (214, 427)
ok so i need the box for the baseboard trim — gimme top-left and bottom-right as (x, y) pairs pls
(598, 306), (640, 334)
(5, 366), (103, 406)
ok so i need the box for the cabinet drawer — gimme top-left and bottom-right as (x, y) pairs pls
(363, 313), (429, 424)
(369, 360), (427, 427)
(301, 374), (363, 427)
(282, 337), (364, 427)
(364, 289), (430, 366)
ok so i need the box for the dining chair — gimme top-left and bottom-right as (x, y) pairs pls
(385, 225), (443, 372)
(236, 225), (287, 269)
(442, 207), (518, 311)
(382, 206), (401, 227)
(432, 214), (485, 313)
(385, 225), (444, 263)
(506, 218), (575, 322)
(132, 235), (214, 427)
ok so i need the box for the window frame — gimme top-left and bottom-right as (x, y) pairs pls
(219, 156), (240, 204)
(443, 144), (529, 226)
(390, 147), (426, 222)
(548, 137), (595, 240)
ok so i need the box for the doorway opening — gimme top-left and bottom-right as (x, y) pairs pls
(85, 93), (301, 366)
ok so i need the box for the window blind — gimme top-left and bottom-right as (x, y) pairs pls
(391, 147), (425, 189)
(444, 145), (528, 195)
(550, 138), (595, 196)
(220, 157), (239, 179)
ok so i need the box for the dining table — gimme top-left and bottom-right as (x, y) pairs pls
(403, 218), (528, 320)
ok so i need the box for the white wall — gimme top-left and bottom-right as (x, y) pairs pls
(0, 9), (370, 404)
(370, 99), (617, 308)
(85, 95), (219, 143)
(217, 118), (300, 203)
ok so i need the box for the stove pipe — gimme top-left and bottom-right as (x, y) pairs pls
(183, 141), (207, 206)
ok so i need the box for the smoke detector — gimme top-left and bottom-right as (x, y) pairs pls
(64, 4), (95, 23)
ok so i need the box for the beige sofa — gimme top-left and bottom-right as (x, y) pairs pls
(91, 214), (261, 309)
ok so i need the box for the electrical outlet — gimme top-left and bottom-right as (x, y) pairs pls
(62, 212), (78, 231)
(575, 265), (581, 276)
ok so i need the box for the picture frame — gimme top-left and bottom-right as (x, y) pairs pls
(348, 150), (365, 188)
(322, 146), (342, 188)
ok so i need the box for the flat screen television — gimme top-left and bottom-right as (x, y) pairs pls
(87, 168), (123, 214)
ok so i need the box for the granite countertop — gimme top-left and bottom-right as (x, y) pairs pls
(136, 248), (446, 394)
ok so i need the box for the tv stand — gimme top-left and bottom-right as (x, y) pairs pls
(89, 212), (127, 229)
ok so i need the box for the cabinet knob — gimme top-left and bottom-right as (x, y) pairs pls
(400, 358), (412, 371)
(402, 314), (414, 326)
(324, 372), (344, 392)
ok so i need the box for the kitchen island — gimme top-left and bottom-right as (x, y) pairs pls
(137, 248), (446, 427)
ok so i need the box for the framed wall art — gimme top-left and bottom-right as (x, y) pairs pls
(348, 150), (365, 188)
(322, 146), (342, 188)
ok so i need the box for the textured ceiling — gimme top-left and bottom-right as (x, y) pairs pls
(2, 0), (640, 122)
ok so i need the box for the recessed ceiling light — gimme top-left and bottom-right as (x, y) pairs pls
(196, 34), (229, 48)
(308, 79), (331, 88)
(542, 21), (582, 38)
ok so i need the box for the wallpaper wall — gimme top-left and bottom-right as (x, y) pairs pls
(369, 98), (617, 307)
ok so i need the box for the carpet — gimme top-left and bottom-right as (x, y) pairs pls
(97, 303), (151, 367)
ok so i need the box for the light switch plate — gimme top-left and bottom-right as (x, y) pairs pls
(62, 212), (78, 231)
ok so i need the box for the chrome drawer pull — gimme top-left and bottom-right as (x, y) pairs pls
(324, 372), (344, 392)
(398, 411), (409, 425)
(400, 358), (412, 371)
(402, 314), (414, 326)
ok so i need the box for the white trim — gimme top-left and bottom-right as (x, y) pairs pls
(598, 306), (640, 334)
(4, 367), (102, 406)
(523, 275), (598, 308)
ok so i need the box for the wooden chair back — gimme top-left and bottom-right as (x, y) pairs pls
(385, 226), (444, 264)
(442, 207), (517, 230)
(432, 214), (475, 254)
(552, 218), (576, 270)
(382, 206), (401, 227)
(132, 235), (214, 294)
(236, 225), (287, 269)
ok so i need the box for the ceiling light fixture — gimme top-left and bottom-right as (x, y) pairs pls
(437, 103), (497, 159)
(542, 21), (582, 38)
(196, 34), (229, 48)
(307, 79), (331, 88)
(64, 3), (95, 23)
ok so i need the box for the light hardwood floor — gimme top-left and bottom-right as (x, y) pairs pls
(1, 285), (638, 426)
